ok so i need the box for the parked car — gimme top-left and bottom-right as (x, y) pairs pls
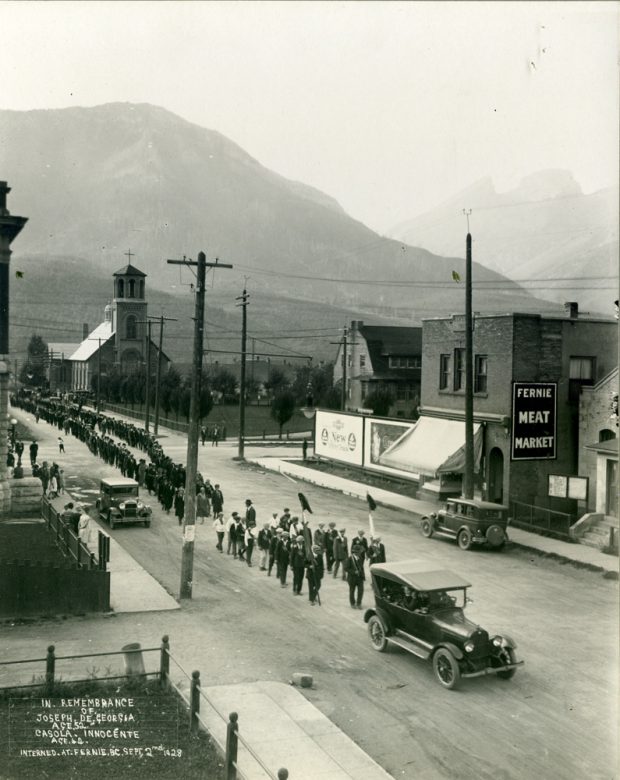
(364, 560), (522, 689)
(420, 498), (509, 550)
(96, 477), (151, 529)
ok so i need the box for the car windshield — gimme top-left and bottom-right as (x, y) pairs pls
(111, 486), (138, 496)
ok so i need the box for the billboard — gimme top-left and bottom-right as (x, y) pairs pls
(511, 382), (557, 460)
(363, 419), (417, 480)
(314, 410), (364, 466)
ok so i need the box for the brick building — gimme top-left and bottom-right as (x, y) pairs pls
(579, 367), (618, 517)
(333, 320), (422, 418)
(418, 305), (617, 511)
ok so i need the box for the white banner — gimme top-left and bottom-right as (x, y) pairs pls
(314, 410), (364, 466)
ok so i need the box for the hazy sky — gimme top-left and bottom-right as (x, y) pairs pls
(1, 1), (617, 232)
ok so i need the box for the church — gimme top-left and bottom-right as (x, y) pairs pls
(65, 261), (170, 391)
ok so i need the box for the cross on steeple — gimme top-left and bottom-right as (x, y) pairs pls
(124, 249), (134, 263)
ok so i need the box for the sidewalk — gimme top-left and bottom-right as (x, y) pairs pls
(250, 455), (619, 575)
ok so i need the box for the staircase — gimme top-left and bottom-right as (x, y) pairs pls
(579, 515), (618, 551)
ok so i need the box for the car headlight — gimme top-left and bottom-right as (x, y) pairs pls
(464, 641), (475, 653)
(119, 502), (126, 510)
(492, 636), (502, 647)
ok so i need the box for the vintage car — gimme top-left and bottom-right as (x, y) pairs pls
(420, 498), (509, 551)
(364, 560), (522, 689)
(96, 477), (151, 529)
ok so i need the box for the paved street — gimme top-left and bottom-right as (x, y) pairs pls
(2, 407), (618, 780)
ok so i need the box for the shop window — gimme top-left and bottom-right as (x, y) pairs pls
(569, 357), (594, 380)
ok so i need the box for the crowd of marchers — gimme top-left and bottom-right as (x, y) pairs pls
(9, 392), (386, 609)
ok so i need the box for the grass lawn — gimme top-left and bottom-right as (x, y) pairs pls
(0, 678), (225, 779)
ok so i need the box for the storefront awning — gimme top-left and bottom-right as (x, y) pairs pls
(377, 417), (482, 478)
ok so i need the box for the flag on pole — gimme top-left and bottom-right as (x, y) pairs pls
(366, 493), (376, 538)
(298, 492), (313, 514)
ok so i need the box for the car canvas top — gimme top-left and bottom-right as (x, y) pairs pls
(101, 476), (139, 487)
(449, 498), (508, 511)
(369, 560), (471, 591)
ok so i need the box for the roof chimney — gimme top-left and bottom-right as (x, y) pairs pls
(564, 302), (578, 319)
(83, 323), (89, 340)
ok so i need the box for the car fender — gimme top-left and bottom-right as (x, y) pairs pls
(365, 608), (393, 635)
(363, 608), (376, 624)
(110, 508), (122, 518)
(434, 642), (464, 661)
(498, 634), (517, 650)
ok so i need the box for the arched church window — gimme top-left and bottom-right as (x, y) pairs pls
(117, 278), (124, 298)
(599, 429), (616, 442)
(128, 279), (136, 298)
(139, 280), (145, 298)
(126, 315), (137, 340)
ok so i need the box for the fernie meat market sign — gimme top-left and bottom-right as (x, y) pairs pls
(511, 382), (557, 460)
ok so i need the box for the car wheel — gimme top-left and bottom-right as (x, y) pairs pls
(421, 518), (434, 538)
(368, 616), (388, 652)
(433, 648), (461, 689)
(457, 528), (472, 550)
(497, 648), (517, 680)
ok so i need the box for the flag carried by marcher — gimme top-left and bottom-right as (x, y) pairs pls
(367, 492), (376, 537)
(298, 492), (321, 606)
(298, 492), (313, 514)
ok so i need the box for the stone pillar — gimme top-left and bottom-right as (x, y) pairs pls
(0, 181), (28, 518)
(0, 362), (10, 514)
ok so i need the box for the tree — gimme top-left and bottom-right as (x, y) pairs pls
(160, 366), (181, 417)
(210, 368), (238, 402)
(364, 386), (395, 417)
(20, 334), (49, 388)
(265, 367), (289, 399)
(270, 390), (297, 439)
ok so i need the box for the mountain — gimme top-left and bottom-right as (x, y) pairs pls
(388, 170), (618, 315)
(0, 102), (564, 325)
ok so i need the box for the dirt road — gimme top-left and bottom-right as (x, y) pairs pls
(5, 412), (618, 779)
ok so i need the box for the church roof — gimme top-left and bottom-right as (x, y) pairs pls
(113, 263), (146, 277)
(69, 321), (115, 362)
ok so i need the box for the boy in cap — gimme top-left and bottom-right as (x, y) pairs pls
(276, 531), (290, 587)
(325, 521), (337, 572)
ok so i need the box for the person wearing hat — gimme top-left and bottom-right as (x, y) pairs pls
(345, 541), (366, 609)
(276, 531), (291, 587)
(313, 522), (327, 570)
(268, 527), (281, 576)
(354, 529), (369, 564)
(289, 515), (302, 538)
(306, 544), (324, 605)
(368, 536), (386, 566)
(279, 508), (291, 532)
(227, 512), (240, 557)
(290, 535), (306, 595)
(257, 523), (272, 571)
(244, 522), (256, 567)
(245, 498), (256, 529)
(325, 521), (338, 573)
(332, 528), (348, 580)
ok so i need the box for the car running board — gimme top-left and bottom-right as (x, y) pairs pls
(390, 630), (432, 660)
(462, 660), (525, 678)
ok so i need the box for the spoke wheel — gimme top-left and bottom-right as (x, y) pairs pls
(421, 519), (433, 538)
(368, 615), (388, 652)
(433, 648), (461, 689)
(457, 528), (472, 550)
(497, 648), (517, 680)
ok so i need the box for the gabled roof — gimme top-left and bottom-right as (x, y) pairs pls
(359, 325), (422, 356)
(69, 322), (114, 362)
(113, 263), (146, 277)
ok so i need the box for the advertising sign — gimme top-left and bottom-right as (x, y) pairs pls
(363, 418), (418, 480)
(314, 410), (364, 466)
(511, 382), (557, 460)
(548, 474), (589, 501)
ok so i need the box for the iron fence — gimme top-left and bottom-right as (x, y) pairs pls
(510, 500), (575, 540)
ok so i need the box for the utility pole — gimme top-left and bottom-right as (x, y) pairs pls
(97, 339), (102, 412)
(136, 320), (153, 431)
(236, 289), (249, 459)
(463, 211), (475, 499)
(151, 313), (177, 436)
(330, 325), (350, 411)
(167, 252), (233, 600)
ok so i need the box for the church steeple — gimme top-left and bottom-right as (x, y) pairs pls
(111, 252), (148, 373)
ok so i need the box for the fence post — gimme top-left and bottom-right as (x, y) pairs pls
(160, 635), (170, 688)
(226, 712), (239, 780)
(278, 770), (289, 780)
(45, 645), (55, 695)
(190, 670), (200, 733)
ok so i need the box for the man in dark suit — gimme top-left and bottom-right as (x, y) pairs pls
(212, 484), (224, 515)
(368, 536), (386, 566)
(245, 498), (257, 528)
(345, 542), (366, 609)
